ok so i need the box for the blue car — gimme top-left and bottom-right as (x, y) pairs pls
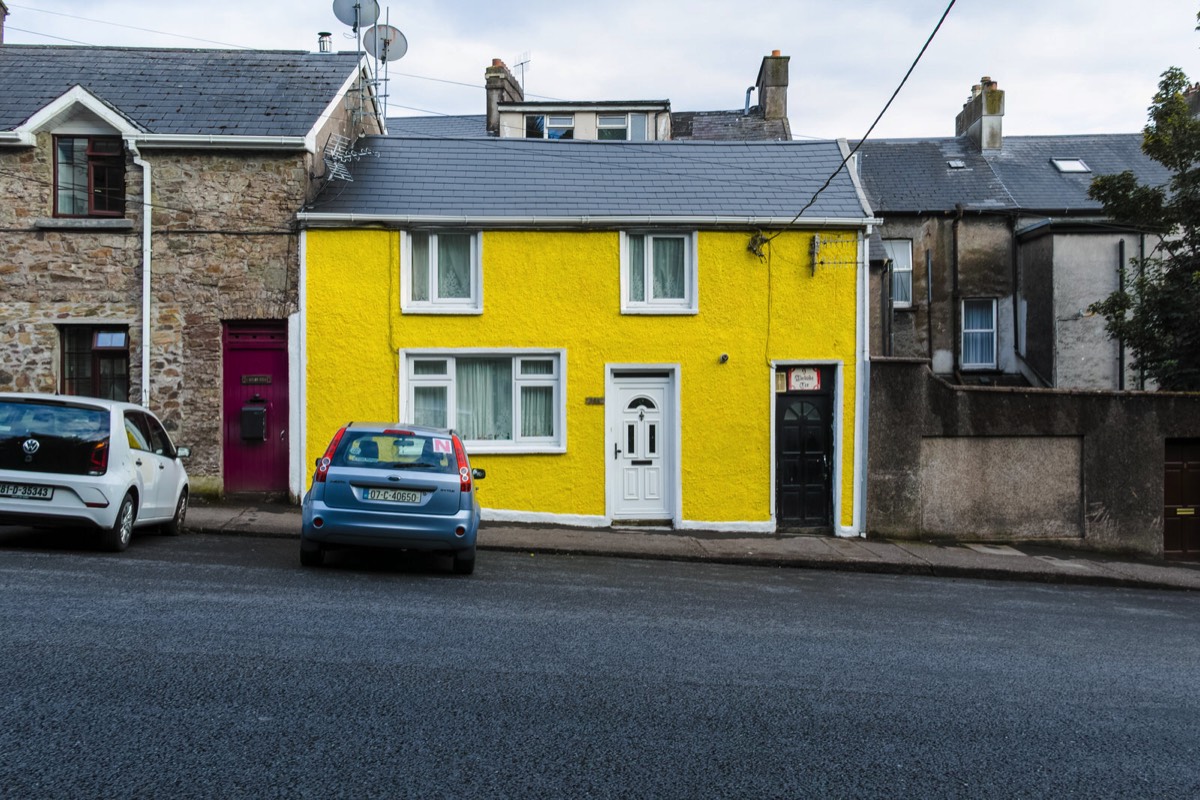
(301, 423), (485, 574)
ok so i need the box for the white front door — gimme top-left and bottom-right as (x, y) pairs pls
(608, 374), (672, 521)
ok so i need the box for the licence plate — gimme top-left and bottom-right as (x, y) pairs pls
(0, 482), (53, 501)
(364, 488), (421, 504)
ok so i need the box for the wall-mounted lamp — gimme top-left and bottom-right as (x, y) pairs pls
(718, 353), (729, 364)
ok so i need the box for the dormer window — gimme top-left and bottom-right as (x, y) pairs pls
(525, 115), (574, 140)
(54, 136), (125, 217)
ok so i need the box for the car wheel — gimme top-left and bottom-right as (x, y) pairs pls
(162, 489), (188, 536)
(101, 493), (136, 553)
(452, 547), (476, 576)
(300, 542), (325, 567)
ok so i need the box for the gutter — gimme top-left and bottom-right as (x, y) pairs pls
(131, 135), (309, 152)
(128, 139), (153, 407)
(297, 213), (883, 229)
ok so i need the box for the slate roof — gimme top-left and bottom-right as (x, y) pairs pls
(305, 136), (869, 221)
(856, 134), (1171, 214)
(0, 46), (362, 137)
(386, 115), (488, 138)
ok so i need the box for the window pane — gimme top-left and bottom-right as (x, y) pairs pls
(893, 271), (913, 305)
(628, 235), (645, 302)
(56, 138), (88, 216)
(652, 237), (686, 299)
(520, 386), (554, 437)
(597, 128), (627, 140)
(548, 116), (573, 126)
(525, 116), (545, 138)
(963, 300), (996, 367)
(410, 233), (430, 301)
(437, 234), (472, 299)
(630, 113), (648, 142)
(520, 359), (554, 376)
(413, 386), (448, 428)
(456, 358), (512, 441)
(413, 359), (447, 375)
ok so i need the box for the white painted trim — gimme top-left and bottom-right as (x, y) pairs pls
(399, 230), (484, 314)
(131, 135), (308, 151)
(294, 230), (309, 501)
(299, 212), (882, 229)
(839, 138), (877, 220)
(13, 86), (143, 146)
(128, 140), (152, 409)
(604, 364), (682, 526)
(853, 230), (868, 537)
(676, 520), (775, 534)
(481, 508), (609, 528)
(305, 57), (370, 153)
(287, 312), (302, 502)
(618, 230), (699, 314)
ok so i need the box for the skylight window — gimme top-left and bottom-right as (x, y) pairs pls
(946, 159), (966, 169)
(1051, 158), (1091, 173)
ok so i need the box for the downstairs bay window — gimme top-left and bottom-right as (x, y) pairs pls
(404, 351), (565, 452)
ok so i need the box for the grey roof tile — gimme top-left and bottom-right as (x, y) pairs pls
(856, 133), (1170, 214)
(0, 45), (362, 137)
(308, 136), (868, 221)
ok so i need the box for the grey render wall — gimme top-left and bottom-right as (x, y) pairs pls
(873, 214), (1016, 377)
(868, 357), (1200, 556)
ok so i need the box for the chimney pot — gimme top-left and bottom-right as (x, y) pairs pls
(317, 32), (333, 53)
(771, 49), (781, 57)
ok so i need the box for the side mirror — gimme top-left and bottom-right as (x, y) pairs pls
(315, 457), (323, 468)
(176, 446), (191, 459)
(472, 468), (486, 480)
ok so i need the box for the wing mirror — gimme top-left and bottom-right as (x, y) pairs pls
(176, 446), (191, 458)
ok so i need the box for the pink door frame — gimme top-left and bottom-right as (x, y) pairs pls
(222, 322), (289, 495)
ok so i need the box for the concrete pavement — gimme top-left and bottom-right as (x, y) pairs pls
(185, 497), (1200, 592)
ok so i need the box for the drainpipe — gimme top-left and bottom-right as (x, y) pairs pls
(129, 139), (152, 407)
(1117, 239), (1126, 390)
(952, 205), (963, 376)
(1138, 234), (1146, 389)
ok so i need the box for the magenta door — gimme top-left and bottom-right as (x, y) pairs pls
(222, 322), (289, 494)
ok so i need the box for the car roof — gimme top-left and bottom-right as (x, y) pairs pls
(0, 392), (149, 414)
(346, 422), (454, 437)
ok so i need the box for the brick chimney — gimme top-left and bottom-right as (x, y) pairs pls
(485, 59), (523, 136)
(755, 50), (789, 121)
(955, 76), (1005, 151)
(1186, 82), (1200, 118)
(1, 1), (9, 45)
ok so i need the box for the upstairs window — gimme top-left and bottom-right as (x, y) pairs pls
(962, 299), (998, 370)
(403, 231), (482, 314)
(54, 136), (125, 217)
(598, 115), (629, 140)
(525, 115), (574, 140)
(621, 232), (698, 314)
(882, 239), (913, 308)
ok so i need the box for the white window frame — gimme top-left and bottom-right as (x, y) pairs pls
(619, 231), (699, 315)
(882, 239), (913, 309)
(401, 230), (483, 314)
(961, 298), (998, 370)
(597, 114), (629, 140)
(401, 349), (567, 453)
(525, 114), (574, 140)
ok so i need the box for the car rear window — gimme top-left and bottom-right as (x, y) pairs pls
(333, 431), (456, 474)
(0, 399), (110, 474)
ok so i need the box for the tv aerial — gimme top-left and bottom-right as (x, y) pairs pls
(330, 1), (407, 139)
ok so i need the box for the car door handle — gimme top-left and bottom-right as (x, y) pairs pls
(136, 458), (143, 466)
(158, 464), (165, 470)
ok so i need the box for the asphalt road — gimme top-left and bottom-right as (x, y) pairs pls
(2, 529), (1199, 799)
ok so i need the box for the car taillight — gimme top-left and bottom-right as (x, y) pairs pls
(452, 434), (472, 493)
(88, 438), (109, 475)
(313, 425), (348, 483)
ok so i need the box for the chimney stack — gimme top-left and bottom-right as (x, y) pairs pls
(955, 75), (1004, 151)
(1, 1), (9, 45)
(485, 59), (523, 136)
(755, 50), (790, 122)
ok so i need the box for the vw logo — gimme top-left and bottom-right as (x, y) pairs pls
(22, 439), (40, 455)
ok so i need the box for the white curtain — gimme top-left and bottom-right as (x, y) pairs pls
(438, 234), (472, 299)
(410, 233), (430, 301)
(456, 358), (512, 440)
(882, 240), (913, 305)
(652, 237), (685, 299)
(521, 386), (554, 437)
(413, 386), (446, 428)
(628, 235), (645, 301)
(963, 301), (995, 366)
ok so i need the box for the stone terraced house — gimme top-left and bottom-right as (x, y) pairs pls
(0, 44), (380, 497)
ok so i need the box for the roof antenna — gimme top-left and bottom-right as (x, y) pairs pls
(512, 51), (532, 91)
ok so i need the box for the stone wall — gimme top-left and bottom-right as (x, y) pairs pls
(868, 357), (1200, 556)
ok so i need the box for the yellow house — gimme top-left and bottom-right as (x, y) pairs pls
(297, 137), (877, 536)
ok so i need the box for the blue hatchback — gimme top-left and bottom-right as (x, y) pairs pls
(300, 423), (485, 574)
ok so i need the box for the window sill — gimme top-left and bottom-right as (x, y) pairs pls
(460, 442), (566, 455)
(402, 305), (483, 316)
(35, 218), (134, 231)
(621, 307), (699, 316)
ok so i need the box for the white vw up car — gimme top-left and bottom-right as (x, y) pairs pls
(0, 393), (189, 551)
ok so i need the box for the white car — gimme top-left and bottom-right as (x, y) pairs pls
(0, 392), (189, 551)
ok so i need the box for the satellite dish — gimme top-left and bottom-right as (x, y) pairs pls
(332, 0), (380, 28)
(363, 24), (407, 62)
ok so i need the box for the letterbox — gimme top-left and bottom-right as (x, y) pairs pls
(240, 405), (267, 441)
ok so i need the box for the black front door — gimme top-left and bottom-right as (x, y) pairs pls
(775, 369), (833, 529)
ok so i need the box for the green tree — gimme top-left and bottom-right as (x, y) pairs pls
(1088, 29), (1200, 391)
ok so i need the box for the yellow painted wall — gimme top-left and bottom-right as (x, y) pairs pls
(305, 228), (860, 527)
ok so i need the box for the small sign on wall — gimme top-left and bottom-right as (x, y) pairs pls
(776, 367), (821, 392)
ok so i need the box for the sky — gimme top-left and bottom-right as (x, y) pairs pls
(4, 0), (1199, 140)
